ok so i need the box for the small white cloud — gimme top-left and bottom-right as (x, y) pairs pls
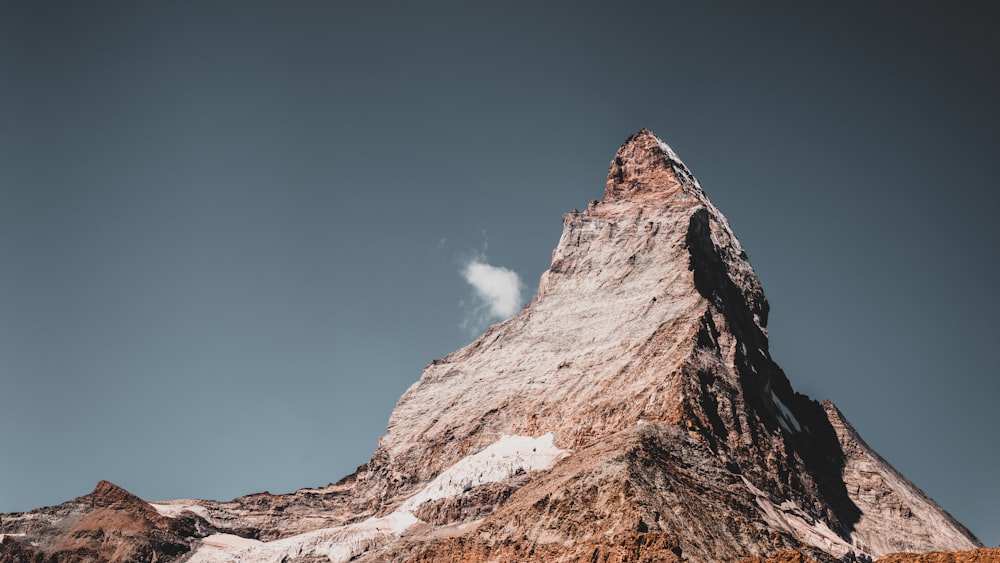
(461, 258), (524, 330)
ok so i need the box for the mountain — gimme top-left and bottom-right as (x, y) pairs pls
(0, 130), (987, 562)
(0, 481), (203, 562)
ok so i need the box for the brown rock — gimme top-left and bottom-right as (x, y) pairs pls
(0, 481), (203, 563)
(743, 549), (821, 563)
(876, 548), (1000, 563)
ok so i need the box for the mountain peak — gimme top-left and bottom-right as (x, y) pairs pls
(91, 479), (134, 498)
(1, 131), (983, 563)
(88, 480), (149, 510)
(605, 128), (698, 202)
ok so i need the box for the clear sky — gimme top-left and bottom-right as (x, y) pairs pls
(2, 0), (997, 547)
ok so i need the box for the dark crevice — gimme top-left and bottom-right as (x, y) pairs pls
(685, 208), (861, 538)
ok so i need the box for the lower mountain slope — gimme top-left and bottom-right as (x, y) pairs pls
(877, 550), (1000, 563)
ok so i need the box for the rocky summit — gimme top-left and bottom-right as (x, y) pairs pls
(0, 130), (989, 562)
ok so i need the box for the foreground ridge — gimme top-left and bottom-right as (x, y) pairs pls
(0, 130), (984, 562)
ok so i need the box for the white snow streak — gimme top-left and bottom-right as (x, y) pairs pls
(771, 390), (802, 433)
(401, 433), (568, 512)
(149, 502), (215, 524)
(202, 533), (263, 550)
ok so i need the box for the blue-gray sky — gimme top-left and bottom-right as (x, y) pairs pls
(2, 0), (997, 547)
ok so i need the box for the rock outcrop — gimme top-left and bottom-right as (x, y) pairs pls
(0, 481), (207, 562)
(0, 129), (984, 562)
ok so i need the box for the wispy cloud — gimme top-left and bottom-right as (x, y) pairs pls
(460, 257), (524, 332)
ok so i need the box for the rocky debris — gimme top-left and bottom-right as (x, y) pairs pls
(741, 550), (1000, 563)
(743, 550), (823, 563)
(0, 129), (986, 562)
(412, 481), (523, 526)
(167, 487), (353, 542)
(399, 531), (685, 563)
(877, 549), (1000, 562)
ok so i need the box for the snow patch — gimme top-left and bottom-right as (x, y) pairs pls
(771, 391), (801, 433)
(149, 502), (215, 524)
(401, 432), (568, 512)
(186, 433), (570, 563)
(202, 533), (263, 550)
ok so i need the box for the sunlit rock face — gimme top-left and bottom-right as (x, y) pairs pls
(0, 130), (983, 563)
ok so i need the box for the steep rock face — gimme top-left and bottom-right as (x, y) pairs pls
(0, 130), (983, 562)
(823, 403), (979, 555)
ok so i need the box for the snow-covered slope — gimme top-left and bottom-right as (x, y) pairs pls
(183, 434), (569, 562)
